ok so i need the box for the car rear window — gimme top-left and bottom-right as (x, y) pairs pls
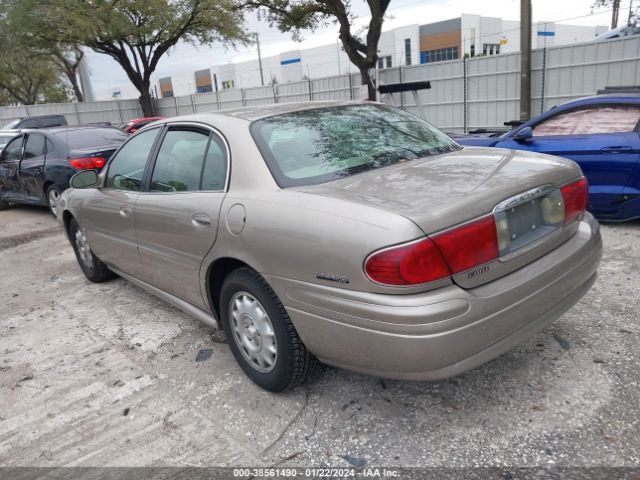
(251, 104), (460, 187)
(2, 120), (19, 129)
(54, 128), (129, 149)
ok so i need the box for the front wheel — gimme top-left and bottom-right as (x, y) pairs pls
(69, 217), (116, 283)
(220, 267), (311, 392)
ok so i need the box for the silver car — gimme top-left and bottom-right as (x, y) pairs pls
(58, 101), (602, 392)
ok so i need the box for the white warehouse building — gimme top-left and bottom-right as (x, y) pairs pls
(152, 14), (608, 98)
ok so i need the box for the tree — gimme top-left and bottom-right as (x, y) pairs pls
(0, 23), (71, 105)
(2, 0), (86, 101)
(592, 0), (640, 28)
(245, 0), (391, 100)
(30, 0), (247, 115)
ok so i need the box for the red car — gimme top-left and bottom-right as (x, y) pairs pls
(120, 116), (164, 134)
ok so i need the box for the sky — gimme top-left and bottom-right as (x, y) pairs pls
(85, 0), (622, 99)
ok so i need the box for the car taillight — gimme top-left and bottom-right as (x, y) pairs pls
(365, 216), (500, 286)
(561, 177), (588, 223)
(432, 216), (499, 274)
(69, 157), (106, 170)
(365, 238), (451, 285)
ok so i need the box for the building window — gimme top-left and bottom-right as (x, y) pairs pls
(377, 56), (392, 69)
(221, 80), (235, 90)
(196, 85), (213, 93)
(404, 39), (412, 66)
(162, 91), (174, 98)
(482, 43), (501, 56)
(420, 47), (458, 64)
(470, 44), (475, 57)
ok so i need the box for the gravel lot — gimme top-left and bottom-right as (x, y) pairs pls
(0, 205), (639, 469)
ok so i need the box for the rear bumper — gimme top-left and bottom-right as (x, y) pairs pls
(266, 213), (602, 380)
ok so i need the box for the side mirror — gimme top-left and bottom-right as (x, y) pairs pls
(70, 169), (100, 189)
(513, 126), (533, 143)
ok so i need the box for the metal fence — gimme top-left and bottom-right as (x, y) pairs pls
(1, 36), (639, 133)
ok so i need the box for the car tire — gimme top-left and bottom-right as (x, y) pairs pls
(220, 267), (311, 392)
(69, 217), (116, 283)
(0, 198), (9, 210)
(46, 185), (62, 217)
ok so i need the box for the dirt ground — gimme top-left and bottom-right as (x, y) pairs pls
(1, 205), (639, 468)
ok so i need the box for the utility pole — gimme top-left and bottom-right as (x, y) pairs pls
(628, 0), (635, 24)
(255, 33), (265, 87)
(520, 0), (532, 121)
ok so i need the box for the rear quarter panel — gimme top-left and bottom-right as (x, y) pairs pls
(197, 116), (437, 296)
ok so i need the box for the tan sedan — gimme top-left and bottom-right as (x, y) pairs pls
(58, 101), (602, 391)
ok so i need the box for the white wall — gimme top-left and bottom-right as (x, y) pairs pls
(376, 25), (420, 68)
(461, 14), (607, 56)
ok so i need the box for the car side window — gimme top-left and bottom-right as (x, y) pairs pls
(24, 134), (46, 159)
(106, 128), (159, 191)
(201, 135), (228, 191)
(533, 105), (640, 137)
(150, 128), (210, 192)
(1, 136), (24, 161)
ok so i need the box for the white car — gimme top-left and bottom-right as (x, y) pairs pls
(592, 25), (640, 42)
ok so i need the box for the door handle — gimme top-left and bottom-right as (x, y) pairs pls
(601, 146), (633, 153)
(191, 213), (212, 229)
(34, 167), (43, 175)
(119, 205), (132, 218)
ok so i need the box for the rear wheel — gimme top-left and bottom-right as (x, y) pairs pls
(0, 199), (8, 210)
(46, 185), (62, 217)
(69, 218), (116, 283)
(220, 267), (310, 392)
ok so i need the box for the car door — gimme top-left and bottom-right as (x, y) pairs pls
(134, 123), (229, 308)
(19, 133), (48, 201)
(0, 135), (25, 199)
(496, 104), (640, 216)
(79, 127), (162, 277)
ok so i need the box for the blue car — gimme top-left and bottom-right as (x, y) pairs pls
(455, 94), (640, 222)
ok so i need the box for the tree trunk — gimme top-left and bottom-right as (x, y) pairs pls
(69, 76), (84, 102)
(138, 86), (155, 117)
(359, 64), (376, 101)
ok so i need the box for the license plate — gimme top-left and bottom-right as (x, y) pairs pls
(494, 186), (564, 256)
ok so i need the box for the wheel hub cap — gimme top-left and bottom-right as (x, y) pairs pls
(230, 292), (277, 373)
(74, 228), (93, 269)
(49, 190), (60, 216)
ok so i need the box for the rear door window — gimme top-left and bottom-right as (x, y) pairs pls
(201, 136), (228, 191)
(24, 134), (46, 158)
(533, 105), (640, 136)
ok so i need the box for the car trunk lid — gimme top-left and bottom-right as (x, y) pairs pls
(296, 147), (585, 288)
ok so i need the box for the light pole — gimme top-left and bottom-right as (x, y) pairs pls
(520, 0), (532, 121)
(255, 33), (265, 87)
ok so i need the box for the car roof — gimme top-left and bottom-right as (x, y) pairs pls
(167, 100), (369, 123)
(37, 125), (120, 134)
(557, 93), (640, 109)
